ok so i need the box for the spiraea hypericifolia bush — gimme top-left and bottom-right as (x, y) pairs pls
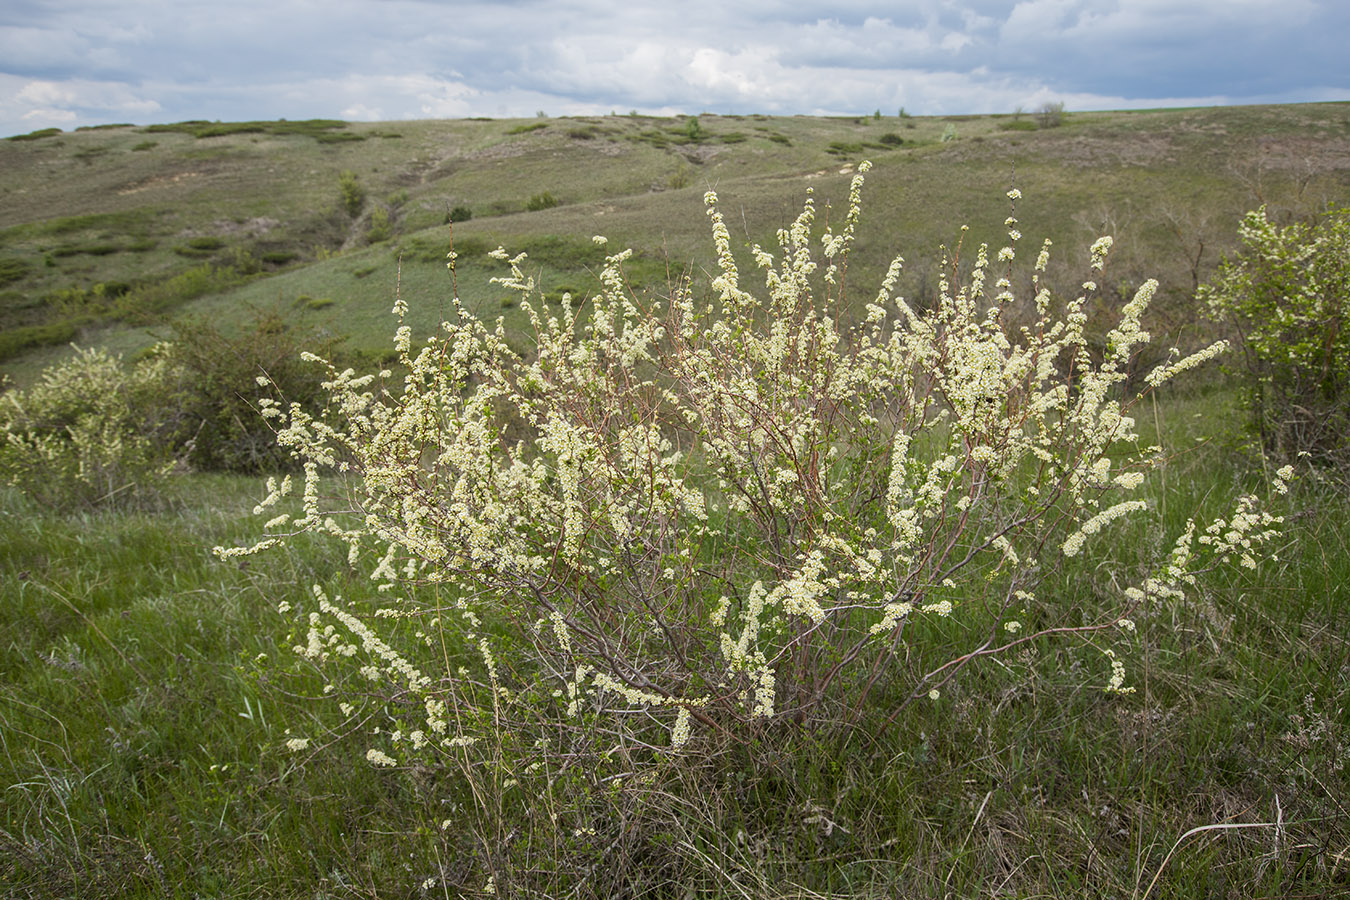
(1, 345), (184, 510)
(221, 164), (1290, 887)
(1201, 205), (1350, 475)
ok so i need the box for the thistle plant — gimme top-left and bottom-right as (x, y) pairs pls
(220, 164), (1289, 876)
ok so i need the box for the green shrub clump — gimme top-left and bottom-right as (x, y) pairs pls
(526, 191), (559, 212)
(1201, 206), (1350, 474)
(0, 346), (185, 509)
(221, 166), (1294, 890)
(164, 311), (338, 474)
(338, 170), (366, 217)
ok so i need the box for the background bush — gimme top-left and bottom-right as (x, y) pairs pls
(526, 190), (559, 211)
(163, 310), (341, 474)
(0, 346), (185, 509)
(337, 170), (366, 217)
(1202, 205), (1350, 475)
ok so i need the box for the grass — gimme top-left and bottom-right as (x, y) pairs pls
(1, 375), (1347, 897)
(2, 103), (1350, 896)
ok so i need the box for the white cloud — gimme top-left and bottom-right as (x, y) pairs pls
(0, 0), (1346, 136)
(23, 107), (77, 123)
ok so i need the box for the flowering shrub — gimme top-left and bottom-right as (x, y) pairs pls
(1201, 205), (1350, 474)
(0, 345), (185, 509)
(222, 164), (1290, 891)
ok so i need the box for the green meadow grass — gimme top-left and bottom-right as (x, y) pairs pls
(2, 384), (1347, 898)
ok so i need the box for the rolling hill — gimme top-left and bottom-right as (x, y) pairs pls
(2, 103), (1347, 382)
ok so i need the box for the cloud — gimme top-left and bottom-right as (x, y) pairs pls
(0, 74), (162, 133)
(0, 0), (1346, 136)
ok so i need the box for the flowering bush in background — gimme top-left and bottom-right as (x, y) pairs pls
(0, 345), (185, 510)
(1202, 205), (1350, 476)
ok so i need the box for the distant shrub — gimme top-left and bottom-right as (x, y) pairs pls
(187, 236), (225, 251)
(508, 122), (549, 135)
(526, 191), (559, 212)
(367, 206), (392, 243)
(338, 170), (366, 217)
(0, 345), (185, 509)
(827, 141), (865, 156)
(132, 140), (158, 151)
(768, 133), (791, 145)
(1037, 101), (1065, 128)
(448, 205), (472, 223)
(1202, 206), (1350, 474)
(261, 250), (299, 265)
(313, 131), (365, 144)
(998, 119), (1038, 132)
(667, 163), (693, 190)
(143, 119), (357, 142)
(0, 321), (77, 363)
(118, 262), (249, 319)
(6, 128), (62, 142)
(878, 133), (905, 146)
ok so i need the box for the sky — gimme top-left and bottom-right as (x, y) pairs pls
(2, 0), (1348, 137)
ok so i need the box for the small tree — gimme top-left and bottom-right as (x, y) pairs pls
(337, 170), (365, 217)
(367, 206), (392, 243)
(1201, 205), (1350, 472)
(1037, 101), (1065, 128)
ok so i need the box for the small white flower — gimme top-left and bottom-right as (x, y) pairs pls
(366, 748), (397, 767)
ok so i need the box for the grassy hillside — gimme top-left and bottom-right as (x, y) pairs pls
(2, 105), (1350, 899)
(2, 104), (1348, 379)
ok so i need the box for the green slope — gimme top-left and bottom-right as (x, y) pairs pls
(2, 104), (1347, 380)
